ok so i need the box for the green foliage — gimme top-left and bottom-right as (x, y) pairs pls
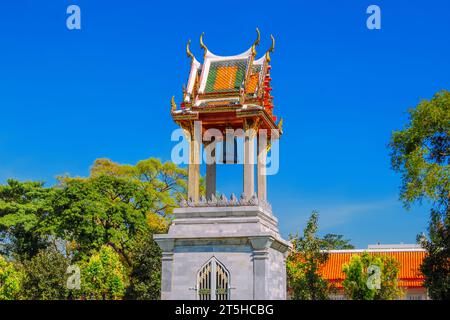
(342, 252), (403, 300)
(0, 180), (55, 259)
(389, 90), (449, 299)
(81, 245), (128, 300)
(0, 255), (23, 300)
(20, 246), (70, 300)
(90, 158), (187, 214)
(47, 158), (186, 264)
(125, 236), (162, 300)
(0, 157), (185, 300)
(321, 234), (355, 250)
(389, 90), (449, 206)
(418, 208), (450, 300)
(287, 212), (332, 300)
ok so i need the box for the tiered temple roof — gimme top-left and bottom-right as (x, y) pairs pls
(171, 29), (281, 135)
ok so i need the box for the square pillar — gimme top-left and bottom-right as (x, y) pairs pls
(250, 237), (273, 300)
(187, 121), (201, 202)
(257, 131), (267, 201)
(243, 129), (255, 198)
(154, 238), (174, 300)
(205, 141), (216, 200)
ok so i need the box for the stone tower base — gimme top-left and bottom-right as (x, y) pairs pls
(154, 205), (291, 300)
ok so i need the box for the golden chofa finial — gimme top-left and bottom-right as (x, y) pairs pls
(265, 34), (275, 62)
(171, 96), (177, 112)
(199, 32), (208, 53)
(251, 28), (261, 56)
(186, 39), (195, 61)
(277, 117), (283, 132)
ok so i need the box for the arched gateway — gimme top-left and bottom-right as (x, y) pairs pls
(197, 257), (230, 300)
(154, 30), (291, 300)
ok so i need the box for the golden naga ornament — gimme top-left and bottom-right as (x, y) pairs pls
(277, 117), (283, 133)
(265, 35), (275, 62)
(171, 96), (177, 112)
(199, 32), (208, 53)
(251, 28), (261, 57)
(186, 39), (195, 61)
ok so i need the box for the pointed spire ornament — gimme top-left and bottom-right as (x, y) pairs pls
(239, 193), (249, 205)
(249, 193), (259, 205)
(208, 193), (218, 206)
(218, 194), (228, 206)
(199, 195), (207, 206)
(179, 198), (188, 207)
(229, 193), (238, 205)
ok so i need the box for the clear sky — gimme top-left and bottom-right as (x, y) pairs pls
(1, 0), (449, 248)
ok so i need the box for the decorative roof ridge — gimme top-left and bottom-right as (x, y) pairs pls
(197, 29), (264, 62)
(204, 47), (253, 61)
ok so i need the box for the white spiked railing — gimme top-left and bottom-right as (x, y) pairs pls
(179, 193), (272, 212)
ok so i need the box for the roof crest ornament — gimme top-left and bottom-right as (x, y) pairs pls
(251, 28), (261, 57)
(265, 34), (275, 62)
(186, 39), (195, 62)
(199, 32), (208, 57)
(171, 96), (177, 112)
(277, 117), (283, 133)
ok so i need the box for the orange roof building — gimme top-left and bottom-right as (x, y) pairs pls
(320, 244), (428, 300)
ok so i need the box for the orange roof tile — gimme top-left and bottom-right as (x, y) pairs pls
(320, 250), (426, 288)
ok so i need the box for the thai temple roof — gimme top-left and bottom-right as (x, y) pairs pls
(172, 29), (280, 130)
(320, 248), (426, 288)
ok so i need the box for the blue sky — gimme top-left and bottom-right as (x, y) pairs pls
(1, 0), (449, 247)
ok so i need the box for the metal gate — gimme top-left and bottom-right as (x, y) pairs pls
(197, 258), (230, 300)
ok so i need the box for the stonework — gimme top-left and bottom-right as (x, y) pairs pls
(159, 30), (288, 300)
(154, 205), (291, 300)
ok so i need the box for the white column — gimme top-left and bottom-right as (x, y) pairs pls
(205, 142), (216, 200)
(187, 121), (201, 202)
(243, 130), (255, 198)
(257, 131), (267, 201)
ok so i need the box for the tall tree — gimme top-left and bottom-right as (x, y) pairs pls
(321, 234), (355, 250)
(47, 158), (187, 264)
(389, 90), (449, 299)
(287, 212), (332, 300)
(0, 180), (54, 259)
(20, 246), (70, 300)
(125, 235), (162, 300)
(342, 252), (403, 300)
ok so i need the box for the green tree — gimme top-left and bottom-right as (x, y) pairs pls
(20, 246), (70, 300)
(0, 180), (55, 259)
(47, 158), (187, 265)
(321, 234), (355, 250)
(342, 252), (403, 300)
(389, 90), (449, 299)
(125, 236), (162, 300)
(81, 245), (128, 300)
(287, 212), (332, 300)
(0, 255), (23, 300)
(0, 157), (187, 300)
